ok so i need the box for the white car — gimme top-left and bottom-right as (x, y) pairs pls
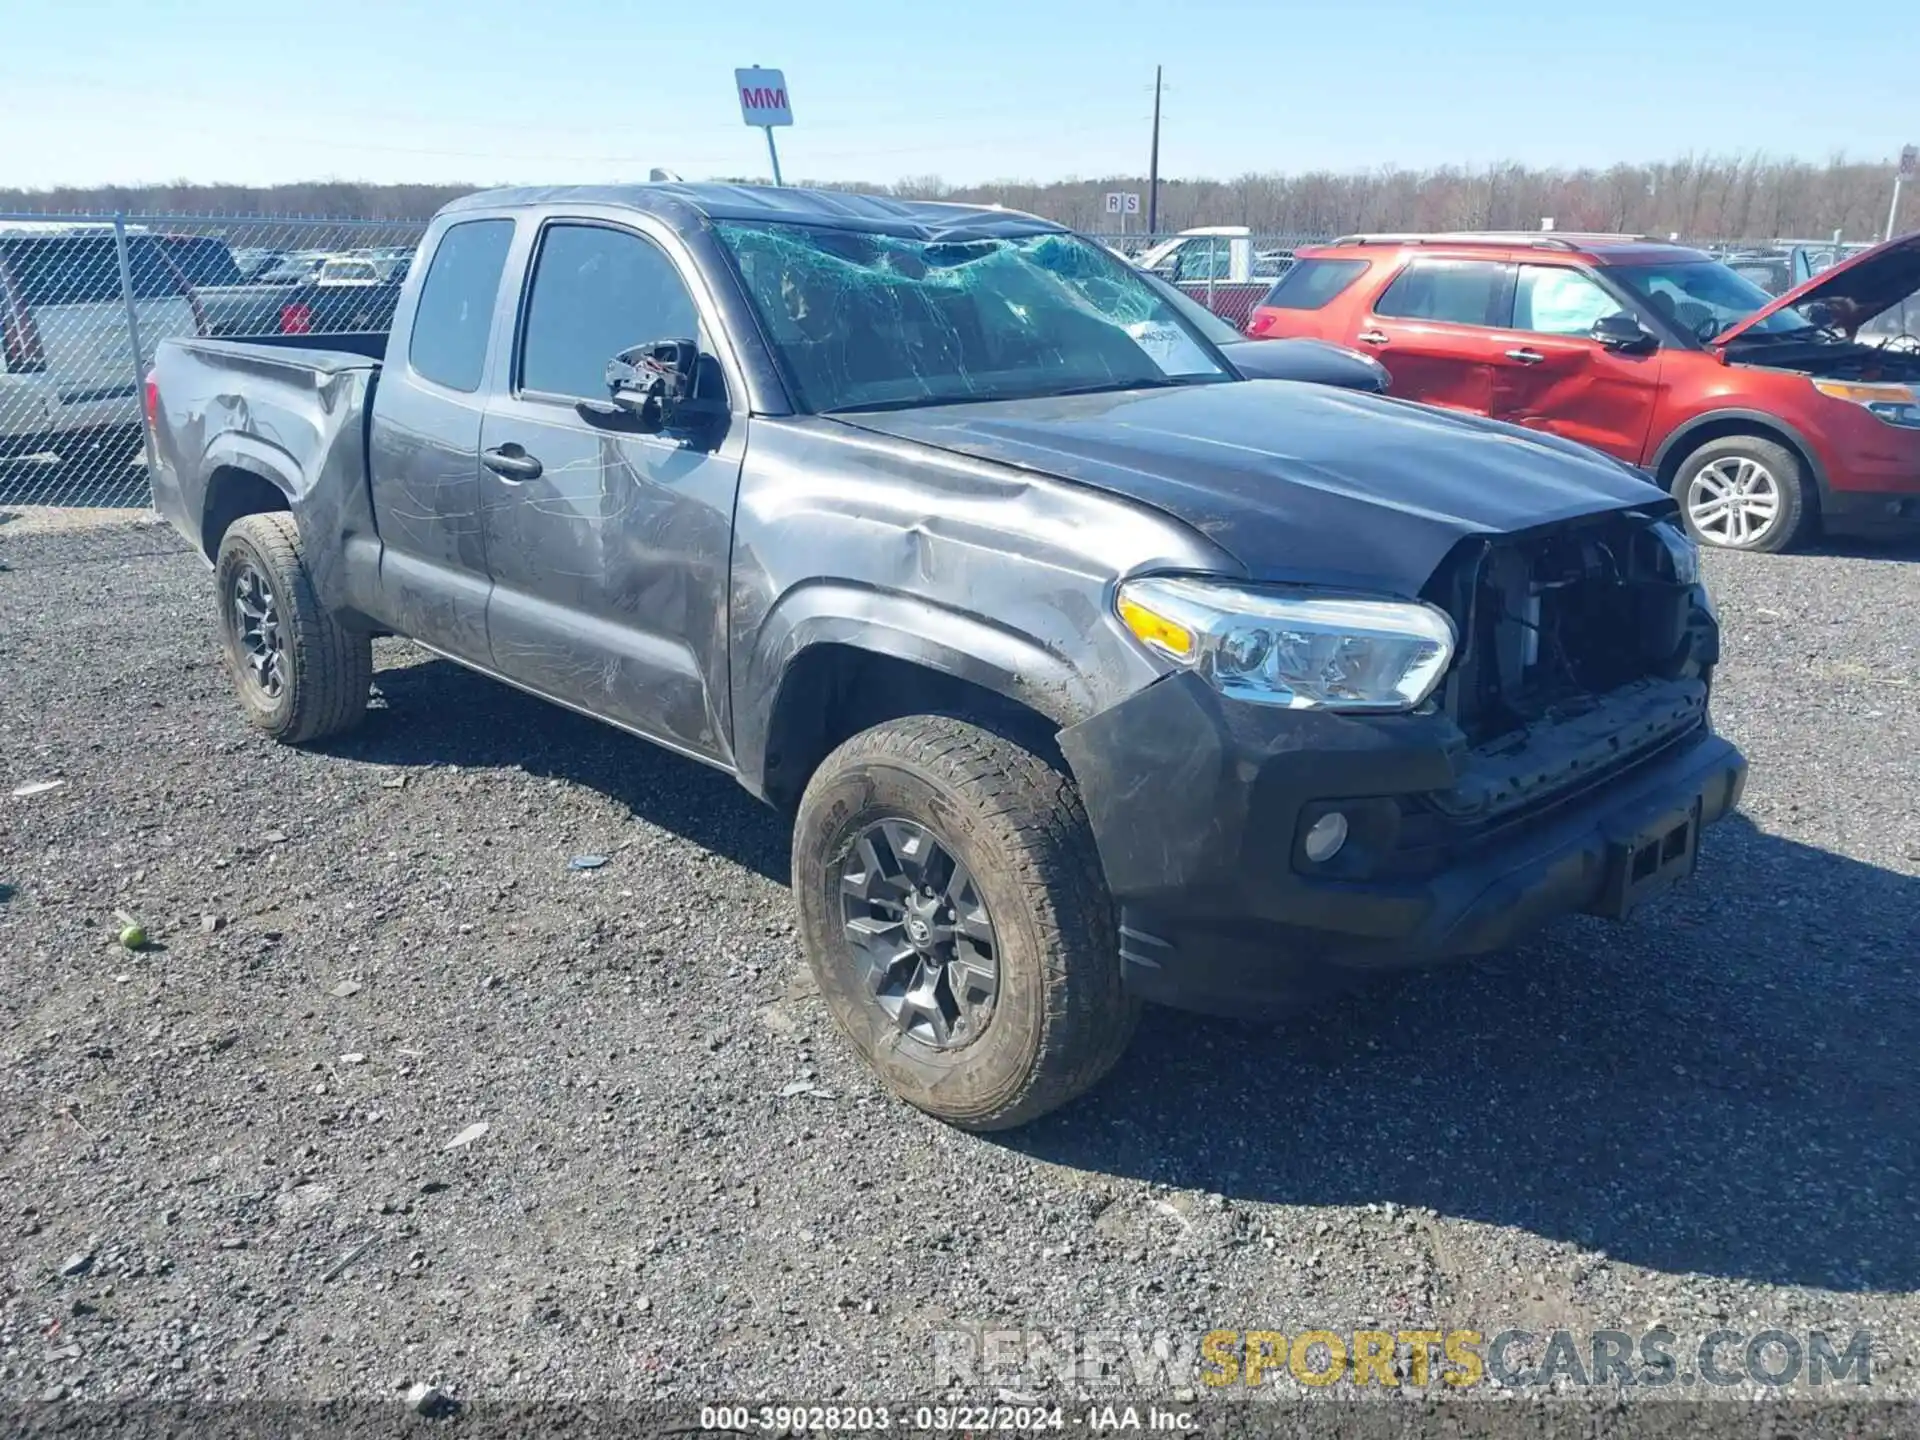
(0, 223), (200, 460)
(313, 256), (385, 286)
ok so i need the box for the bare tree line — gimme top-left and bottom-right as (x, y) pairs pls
(894, 155), (1909, 240)
(0, 180), (473, 221)
(2, 155), (1907, 242)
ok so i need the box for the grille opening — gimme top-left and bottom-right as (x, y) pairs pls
(1427, 513), (1711, 747)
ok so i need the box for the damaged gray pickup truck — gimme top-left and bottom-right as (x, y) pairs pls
(148, 184), (1747, 1129)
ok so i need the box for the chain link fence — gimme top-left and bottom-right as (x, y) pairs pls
(0, 213), (427, 512)
(1101, 231), (1331, 329)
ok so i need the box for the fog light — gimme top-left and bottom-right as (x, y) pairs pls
(1303, 811), (1349, 864)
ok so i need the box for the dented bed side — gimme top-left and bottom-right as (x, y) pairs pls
(147, 335), (388, 627)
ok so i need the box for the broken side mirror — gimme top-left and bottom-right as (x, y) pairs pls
(1593, 313), (1657, 353)
(605, 339), (695, 431)
(599, 338), (726, 433)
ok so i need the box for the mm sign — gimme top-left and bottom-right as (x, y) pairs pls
(736, 68), (793, 127)
(1901, 145), (1918, 181)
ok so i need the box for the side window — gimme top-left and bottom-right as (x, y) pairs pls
(5, 237), (125, 306)
(1260, 258), (1370, 310)
(407, 218), (514, 393)
(519, 224), (701, 400)
(1172, 241), (1232, 284)
(1372, 259), (1509, 326)
(123, 236), (189, 299)
(1513, 266), (1627, 336)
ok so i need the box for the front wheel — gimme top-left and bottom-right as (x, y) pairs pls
(1670, 435), (1815, 554)
(792, 715), (1138, 1131)
(214, 512), (371, 743)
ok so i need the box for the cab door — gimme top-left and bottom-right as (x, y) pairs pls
(1490, 263), (1663, 462)
(477, 218), (744, 766)
(1355, 257), (1516, 413)
(364, 215), (517, 662)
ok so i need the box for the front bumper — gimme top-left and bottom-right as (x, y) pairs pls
(1819, 485), (1920, 533)
(1057, 671), (1747, 1016)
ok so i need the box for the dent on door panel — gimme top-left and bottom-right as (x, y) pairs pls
(366, 380), (493, 661)
(481, 424), (740, 765)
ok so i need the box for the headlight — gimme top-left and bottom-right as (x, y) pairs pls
(1813, 379), (1920, 430)
(1116, 576), (1456, 711)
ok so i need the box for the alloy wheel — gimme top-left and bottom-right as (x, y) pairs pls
(1686, 457), (1782, 547)
(838, 817), (999, 1048)
(231, 562), (287, 699)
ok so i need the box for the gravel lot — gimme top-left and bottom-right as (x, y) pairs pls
(2, 513), (1917, 1416)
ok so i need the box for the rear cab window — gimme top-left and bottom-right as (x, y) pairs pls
(406, 219), (515, 392)
(1260, 258), (1370, 310)
(1372, 258), (1513, 326)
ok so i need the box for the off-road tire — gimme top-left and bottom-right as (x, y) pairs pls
(1670, 434), (1816, 554)
(793, 715), (1138, 1131)
(214, 512), (371, 743)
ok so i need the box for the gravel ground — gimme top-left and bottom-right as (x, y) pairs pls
(2, 515), (1917, 1416)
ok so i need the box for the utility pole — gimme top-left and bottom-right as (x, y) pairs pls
(1146, 66), (1163, 236)
(1893, 145), (1918, 241)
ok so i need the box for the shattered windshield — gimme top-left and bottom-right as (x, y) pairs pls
(715, 221), (1232, 413)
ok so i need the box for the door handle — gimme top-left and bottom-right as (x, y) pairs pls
(482, 445), (543, 482)
(1505, 348), (1546, 364)
(1357, 329), (1390, 346)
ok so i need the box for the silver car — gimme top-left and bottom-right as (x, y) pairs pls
(0, 223), (199, 459)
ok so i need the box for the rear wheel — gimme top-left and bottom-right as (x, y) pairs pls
(792, 715), (1137, 1131)
(214, 512), (371, 743)
(1670, 434), (1814, 554)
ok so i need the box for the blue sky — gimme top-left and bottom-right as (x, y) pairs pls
(4, 0), (1910, 190)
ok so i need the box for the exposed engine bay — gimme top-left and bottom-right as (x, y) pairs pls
(1427, 511), (1718, 749)
(1738, 339), (1920, 381)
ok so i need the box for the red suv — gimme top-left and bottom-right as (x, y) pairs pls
(1246, 231), (1920, 552)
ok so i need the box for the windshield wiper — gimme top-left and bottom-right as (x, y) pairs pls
(822, 394), (978, 415)
(824, 377), (1186, 415)
(1726, 326), (1830, 345)
(1040, 377), (1186, 398)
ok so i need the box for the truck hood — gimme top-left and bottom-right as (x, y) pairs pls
(834, 381), (1666, 593)
(1715, 231), (1920, 344)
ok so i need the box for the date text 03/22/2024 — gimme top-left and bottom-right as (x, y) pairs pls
(696, 1404), (1195, 1431)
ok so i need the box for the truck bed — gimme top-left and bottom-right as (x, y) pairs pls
(172, 333), (389, 366)
(147, 335), (387, 621)
(191, 281), (302, 338)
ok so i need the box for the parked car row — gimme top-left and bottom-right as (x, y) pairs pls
(1, 223), (416, 465)
(157, 236), (412, 338)
(1241, 230), (1920, 552)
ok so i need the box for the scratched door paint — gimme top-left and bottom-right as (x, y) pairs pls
(478, 220), (743, 766)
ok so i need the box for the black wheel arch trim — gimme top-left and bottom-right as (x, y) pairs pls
(201, 434), (304, 506)
(737, 585), (1102, 802)
(1651, 410), (1832, 498)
